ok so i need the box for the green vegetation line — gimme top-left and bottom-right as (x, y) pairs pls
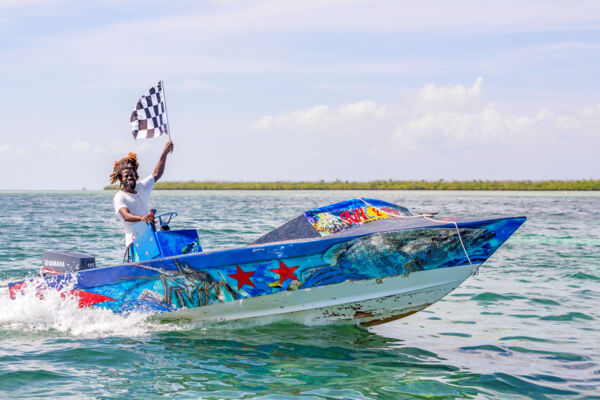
(104, 179), (600, 191)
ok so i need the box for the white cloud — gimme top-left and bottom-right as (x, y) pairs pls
(39, 140), (107, 155)
(394, 104), (505, 150)
(339, 100), (389, 118)
(3, 1), (600, 80)
(40, 140), (63, 153)
(38, 140), (106, 157)
(0, 144), (25, 156)
(71, 140), (91, 152)
(253, 100), (390, 132)
(56, 1), (600, 40)
(69, 140), (105, 154)
(110, 139), (152, 155)
(416, 77), (483, 112)
(254, 78), (600, 150)
(253, 105), (332, 131)
(555, 104), (600, 138)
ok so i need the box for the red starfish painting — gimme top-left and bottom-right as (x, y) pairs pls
(228, 265), (256, 290)
(270, 260), (299, 284)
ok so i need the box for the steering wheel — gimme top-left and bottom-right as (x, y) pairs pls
(156, 212), (178, 227)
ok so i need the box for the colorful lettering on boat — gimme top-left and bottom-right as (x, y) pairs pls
(305, 198), (411, 235)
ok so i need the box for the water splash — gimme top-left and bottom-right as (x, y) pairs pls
(0, 278), (166, 338)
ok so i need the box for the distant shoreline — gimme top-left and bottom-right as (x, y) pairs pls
(103, 180), (600, 191)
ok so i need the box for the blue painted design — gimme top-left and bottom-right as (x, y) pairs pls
(132, 222), (161, 261)
(157, 229), (202, 257)
(302, 266), (367, 288)
(8, 199), (526, 318)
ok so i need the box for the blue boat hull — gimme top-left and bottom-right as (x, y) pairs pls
(9, 214), (525, 325)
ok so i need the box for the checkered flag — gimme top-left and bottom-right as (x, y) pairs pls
(130, 81), (169, 139)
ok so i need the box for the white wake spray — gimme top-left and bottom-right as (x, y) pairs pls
(0, 277), (174, 338)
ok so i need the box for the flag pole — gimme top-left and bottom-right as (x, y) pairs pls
(160, 80), (173, 144)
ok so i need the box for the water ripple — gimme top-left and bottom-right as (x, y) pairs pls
(1, 191), (599, 398)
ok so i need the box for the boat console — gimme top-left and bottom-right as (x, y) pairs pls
(129, 211), (202, 262)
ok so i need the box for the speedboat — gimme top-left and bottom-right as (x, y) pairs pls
(8, 198), (525, 326)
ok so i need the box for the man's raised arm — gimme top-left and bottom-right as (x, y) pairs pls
(152, 141), (174, 182)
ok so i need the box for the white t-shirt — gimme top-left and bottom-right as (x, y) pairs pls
(113, 175), (155, 245)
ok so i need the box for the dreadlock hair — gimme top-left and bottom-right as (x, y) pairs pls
(109, 152), (140, 187)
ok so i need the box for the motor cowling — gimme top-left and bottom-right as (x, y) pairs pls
(41, 250), (96, 276)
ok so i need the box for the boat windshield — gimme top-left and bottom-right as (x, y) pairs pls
(304, 198), (412, 236)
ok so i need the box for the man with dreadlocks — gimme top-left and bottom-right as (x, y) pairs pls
(110, 141), (174, 246)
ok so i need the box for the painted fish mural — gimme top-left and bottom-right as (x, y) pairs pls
(8, 198), (526, 326)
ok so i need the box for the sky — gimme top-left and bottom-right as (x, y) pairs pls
(1, 0), (599, 189)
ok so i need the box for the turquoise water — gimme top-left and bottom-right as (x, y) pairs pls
(0, 191), (598, 399)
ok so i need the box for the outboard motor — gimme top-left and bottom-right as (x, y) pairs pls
(41, 250), (96, 276)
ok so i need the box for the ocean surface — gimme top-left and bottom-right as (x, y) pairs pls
(0, 190), (598, 399)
